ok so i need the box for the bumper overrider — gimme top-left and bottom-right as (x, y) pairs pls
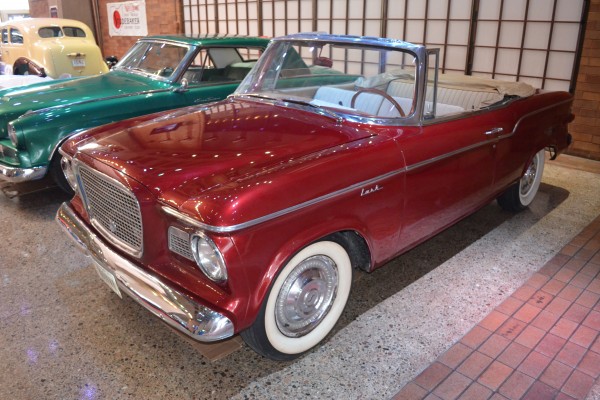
(55, 202), (235, 342)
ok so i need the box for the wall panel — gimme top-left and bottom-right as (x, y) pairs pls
(181, 0), (585, 90)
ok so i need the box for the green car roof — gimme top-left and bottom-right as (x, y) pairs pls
(141, 34), (271, 47)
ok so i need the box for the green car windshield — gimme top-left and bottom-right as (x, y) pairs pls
(115, 41), (191, 80)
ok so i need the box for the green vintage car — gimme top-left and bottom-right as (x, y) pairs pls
(0, 35), (270, 191)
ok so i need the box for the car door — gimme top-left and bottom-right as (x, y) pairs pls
(392, 50), (514, 252)
(180, 79), (240, 106)
(397, 111), (506, 250)
(8, 27), (27, 66)
(1, 27), (13, 72)
(176, 47), (260, 106)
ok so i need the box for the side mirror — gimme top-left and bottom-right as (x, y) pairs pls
(105, 55), (118, 69)
(173, 78), (189, 93)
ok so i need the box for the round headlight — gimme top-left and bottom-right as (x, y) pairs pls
(7, 122), (18, 147)
(60, 156), (78, 191)
(190, 233), (227, 283)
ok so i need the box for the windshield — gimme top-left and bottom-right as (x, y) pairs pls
(63, 26), (86, 37)
(235, 40), (417, 120)
(38, 27), (63, 38)
(38, 26), (86, 38)
(115, 41), (191, 80)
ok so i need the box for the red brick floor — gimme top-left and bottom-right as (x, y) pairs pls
(393, 215), (600, 400)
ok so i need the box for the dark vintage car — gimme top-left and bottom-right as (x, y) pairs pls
(0, 35), (269, 191)
(56, 33), (573, 360)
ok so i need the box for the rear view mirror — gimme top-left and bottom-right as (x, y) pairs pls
(314, 57), (333, 68)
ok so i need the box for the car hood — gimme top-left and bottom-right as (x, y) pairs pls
(0, 70), (166, 117)
(71, 98), (376, 208)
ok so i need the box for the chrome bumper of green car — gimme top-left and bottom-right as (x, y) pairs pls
(0, 163), (47, 182)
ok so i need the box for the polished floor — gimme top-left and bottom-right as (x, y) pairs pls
(0, 154), (599, 400)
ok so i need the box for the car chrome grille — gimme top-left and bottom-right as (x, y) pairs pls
(78, 165), (143, 256)
(168, 226), (194, 260)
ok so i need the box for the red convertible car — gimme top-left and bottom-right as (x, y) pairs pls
(56, 33), (573, 360)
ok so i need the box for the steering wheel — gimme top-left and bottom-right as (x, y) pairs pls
(351, 88), (406, 117)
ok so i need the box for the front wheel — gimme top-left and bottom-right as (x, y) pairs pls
(497, 149), (545, 212)
(49, 153), (74, 196)
(241, 240), (352, 360)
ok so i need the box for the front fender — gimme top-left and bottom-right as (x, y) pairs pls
(231, 210), (374, 331)
(198, 136), (406, 330)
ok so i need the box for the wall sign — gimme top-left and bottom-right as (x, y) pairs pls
(107, 1), (148, 37)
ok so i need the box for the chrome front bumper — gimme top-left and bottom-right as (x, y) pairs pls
(0, 164), (47, 182)
(56, 202), (235, 342)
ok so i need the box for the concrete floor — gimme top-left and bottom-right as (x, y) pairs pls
(0, 155), (599, 400)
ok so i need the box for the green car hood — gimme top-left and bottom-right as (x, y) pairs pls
(0, 71), (167, 136)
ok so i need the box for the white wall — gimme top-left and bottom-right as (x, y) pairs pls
(0, 0), (30, 10)
(181, 0), (585, 91)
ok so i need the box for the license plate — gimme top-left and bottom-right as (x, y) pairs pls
(72, 58), (86, 68)
(93, 262), (122, 298)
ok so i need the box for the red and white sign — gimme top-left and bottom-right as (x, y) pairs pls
(107, 1), (148, 37)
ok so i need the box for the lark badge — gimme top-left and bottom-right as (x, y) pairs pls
(360, 184), (383, 197)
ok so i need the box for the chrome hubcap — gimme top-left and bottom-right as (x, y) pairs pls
(520, 155), (538, 197)
(275, 255), (338, 338)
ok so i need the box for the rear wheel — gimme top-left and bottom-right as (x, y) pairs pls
(497, 149), (545, 212)
(14, 63), (29, 75)
(242, 240), (352, 360)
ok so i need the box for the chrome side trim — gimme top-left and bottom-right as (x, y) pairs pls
(163, 97), (572, 234)
(497, 98), (573, 140)
(404, 139), (493, 173)
(56, 202), (234, 342)
(162, 165), (408, 233)
(0, 164), (47, 182)
(163, 139), (488, 233)
(407, 98), (574, 172)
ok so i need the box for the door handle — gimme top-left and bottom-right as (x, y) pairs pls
(485, 127), (504, 135)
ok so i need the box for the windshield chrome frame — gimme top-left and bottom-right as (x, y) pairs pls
(238, 32), (429, 127)
(114, 39), (196, 84)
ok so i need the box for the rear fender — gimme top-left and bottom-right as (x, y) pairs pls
(13, 57), (46, 77)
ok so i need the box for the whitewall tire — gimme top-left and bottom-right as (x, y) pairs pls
(498, 149), (545, 211)
(242, 240), (352, 360)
